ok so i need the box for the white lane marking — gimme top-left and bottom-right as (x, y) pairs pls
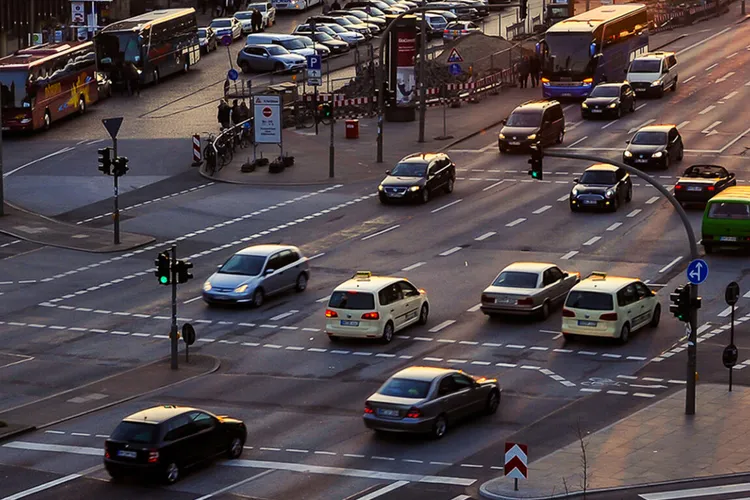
(183, 296), (203, 304)
(467, 304), (482, 312)
(401, 262), (426, 271)
(431, 199), (463, 213)
(718, 306), (732, 317)
(567, 136), (588, 148)
(676, 26), (732, 56)
(356, 481), (410, 500)
(194, 470), (274, 500)
(727, 52), (738, 58)
(563, 104), (574, 111)
(3, 147), (76, 177)
(483, 180), (505, 191)
(270, 310), (299, 321)
(698, 105), (715, 115)
(720, 125), (750, 153)
(677, 120), (690, 130)
(1, 473), (82, 500)
(557, 194), (570, 202)
(429, 320), (456, 333)
(646, 196), (660, 205)
(607, 222), (622, 231)
(583, 236), (601, 246)
(601, 120), (618, 130)
(361, 225), (400, 241)
(715, 71), (735, 83)
(506, 218), (526, 227)
(633, 393), (655, 398)
(682, 75), (696, 84)
(722, 91), (739, 100)
(3, 441), (102, 456)
(701, 121), (722, 134)
(744, 290), (750, 298)
(561, 251), (578, 260)
(659, 256), (683, 273)
(532, 205), (552, 214)
(638, 482), (750, 500)
(628, 119), (655, 134)
(439, 247), (462, 256)
(451, 496), (472, 500)
(475, 231), (496, 241)
(635, 103), (648, 111)
(316, 296), (331, 303)
(705, 63), (718, 71)
(627, 209), (642, 217)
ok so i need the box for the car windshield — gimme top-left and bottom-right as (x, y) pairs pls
(219, 254), (266, 275)
(110, 422), (158, 444)
(280, 38), (306, 49)
(629, 59), (661, 72)
(326, 24), (346, 33)
(685, 166), (724, 178)
(198, 28), (208, 36)
(590, 86), (620, 98)
(360, 6), (386, 15)
(565, 291), (614, 311)
(314, 33), (335, 41)
(249, 3), (268, 10)
(631, 131), (666, 145)
(544, 33), (594, 74)
(211, 19), (232, 27)
(506, 111), (541, 127)
(708, 202), (750, 220)
(328, 291), (376, 309)
(446, 22), (466, 29)
(334, 17), (354, 26)
(580, 171), (616, 185)
(378, 378), (431, 398)
(234, 12), (253, 19)
(0, 70), (31, 108)
(390, 162), (427, 177)
(267, 45), (289, 55)
(492, 271), (538, 288)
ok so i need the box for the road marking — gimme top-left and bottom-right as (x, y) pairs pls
(583, 236), (601, 246)
(439, 247), (462, 256)
(645, 196), (660, 205)
(557, 194), (569, 202)
(744, 290), (750, 298)
(533, 205), (552, 214)
(628, 119), (655, 134)
(0, 473), (82, 500)
(659, 256), (683, 273)
(705, 63), (718, 71)
(194, 470), (274, 500)
(698, 105), (715, 115)
(606, 222), (623, 232)
(475, 231), (496, 241)
(715, 71), (736, 83)
(3, 441), (101, 456)
(270, 310), (299, 321)
(601, 120), (618, 130)
(635, 103), (648, 111)
(719, 125), (750, 153)
(429, 320), (456, 333)
(682, 76), (696, 84)
(316, 296), (331, 303)
(718, 306), (732, 317)
(638, 482), (750, 500)
(3, 147), (76, 178)
(356, 481), (410, 500)
(401, 262), (426, 271)
(561, 250), (578, 260)
(361, 225), (400, 241)
(607, 390), (628, 395)
(722, 91), (739, 100)
(431, 199), (463, 213)
(451, 496), (472, 500)
(627, 209), (642, 217)
(506, 218), (526, 227)
(727, 52), (738, 58)
(182, 295), (203, 305)
(676, 26), (732, 56)
(633, 393), (655, 398)
(483, 180), (505, 191)
(676, 121), (690, 130)
(467, 303), (482, 312)
(567, 136), (588, 148)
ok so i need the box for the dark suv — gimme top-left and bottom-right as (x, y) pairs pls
(623, 124), (684, 170)
(498, 100), (565, 152)
(378, 152), (456, 204)
(104, 405), (247, 484)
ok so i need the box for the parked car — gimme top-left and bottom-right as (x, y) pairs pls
(330, 9), (386, 32)
(307, 15), (373, 38)
(209, 17), (242, 41)
(570, 163), (633, 212)
(247, 1), (277, 27)
(429, 9), (458, 21)
(420, 13), (449, 37)
(674, 165), (737, 206)
(299, 31), (350, 53)
(442, 20), (480, 40)
(198, 27), (218, 52)
(317, 22), (366, 45)
(427, 2), (477, 20)
(378, 152), (456, 204)
(581, 82), (636, 119)
(623, 124), (684, 170)
(245, 33), (317, 57)
(297, 35), (334, 57)
(232, 11), (257, 34)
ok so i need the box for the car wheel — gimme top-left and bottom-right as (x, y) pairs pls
(227, 436), (244, 459)
(381, 322), (394, 344)
(153, 69), (160, 84)
(444, 177), (454, 194)
(611, 196), (619, 212)
(252, 288), (265, 308)
(625, 185), (633, 202)
(240, 61), (251, 74)
(677, 146), (684, 161)
(539, 301), (550, 320)
(630, 99), (636, 112)
(328, 335), (339, 342)
(672, 78), (678, 92)
(663, 155), (670, 171)
(183, 58), (190, 73)
(78, 96), (85, 116)
(484, 390), (500, 415)
(379, 194), (389, 204)
(562, 333), (575, 342)
(164, 462), (180, 484)
(615, 106), (621, 119)
(650, 304), (661, 328)
(570, 203), (578, 212)
(619, 323), (630, 344)
(431, 415), (448, 439)
(417, 303), (429, 325)
(295, 273), (308, 292)
(556, 130), (564, 144)
(274, 62), (284, 72)
(421, 188), (430, 204)
(43, 110), (51, 131)
(704, 243), (713, 255)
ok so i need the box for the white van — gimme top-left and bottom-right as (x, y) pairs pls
(625, 51), (679, 98)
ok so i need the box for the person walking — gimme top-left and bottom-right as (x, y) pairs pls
(518, 56), (530, 89)
(218, 99), (231, 129)
(237, 100), (250, 123)
(231, 99), (241, 126)
(125, 61), (140, 96)
(529, 54), (541, 88)
(322, 0), (331, 14)
(252, 9), (263, 32)
(331, 0), (341, 11)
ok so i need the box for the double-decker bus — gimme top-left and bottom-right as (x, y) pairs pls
(95, 8), (200, 88)
(537, 4), (649, 99)
(0, 41), (99, 132)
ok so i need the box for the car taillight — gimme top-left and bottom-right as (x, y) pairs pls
(148, 450), (159, 463)
(444, 28), (449, 33)
(405, 407), (422, 418)
(674, 184), (683, 190)
(707, 186), (715, 191)
(364, 403), (374, 414)
(325, 309), (338, 318)
(562, 308), (576, 317)
(361, 311), (380, 320)
(481, 294), (494, 303)
(516, 297), (533, 306)
(600, 312), (618, 321)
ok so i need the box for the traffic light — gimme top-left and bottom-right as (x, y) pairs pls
(520, 0), (528, 19)
(98, 147), (112, 175)
(175, 259), (194, 284)
(669, 284), (691, 322)
(154, 251), (171, 285)
(528, 146), (543, 180)
(113, 156), (129, 177)
(318, 102), (332, 119)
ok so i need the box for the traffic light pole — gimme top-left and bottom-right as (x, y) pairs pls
(170, 244), (178, 370)
(0, 96), (5, 216)
(112, 138), (120, 245)
(329, 114), (335, 178)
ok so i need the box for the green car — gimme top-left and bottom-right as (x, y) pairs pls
(701, 186), (750, 254)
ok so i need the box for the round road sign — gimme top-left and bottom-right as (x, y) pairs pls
(227, 68), (239, 81)
(723, 343), (739, 369)
(726, 281), (741, 306)
(182, 323), (196, 346)
(262, 106), (273, 118)
(221, 35), (232, 47)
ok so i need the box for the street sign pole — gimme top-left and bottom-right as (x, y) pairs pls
(724, 282), (740, 391)
(102, 117), (124, 245)
(329, 111), (335, 178)
(170, 244), (178, 370)
(730, 300), (734, 391)
(314, 87), (319, 135)
(0, 94), (5, 216)
(418, 13), (427, 143)
(687, 282), (698, 410)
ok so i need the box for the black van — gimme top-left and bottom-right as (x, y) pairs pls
(498, 100), (565, 153)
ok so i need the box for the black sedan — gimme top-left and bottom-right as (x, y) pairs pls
(581, 82), (636, 119)
(623, 124), (684, 170)
(570, 163), (632, 212)
(104, 405), (246, 484)
(674, 164), (736, 205)
(364, 366), (501, 438)
(378, 152), (456, 204)
(304, 32), (350, 54)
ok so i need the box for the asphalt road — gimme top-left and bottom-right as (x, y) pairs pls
(1, 10), (750, 500)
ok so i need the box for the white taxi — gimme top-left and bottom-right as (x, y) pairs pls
(325, 272), (429, 343)
(561, 272), (660, 344)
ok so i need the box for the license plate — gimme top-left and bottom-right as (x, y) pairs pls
(720, 236), (738, 242)
(377, 408), (399, 417)
(340, 320), (359, 326)
(561, 93), (572, 97)
(686, 186), (703, 191)
(509, 141), (520, 146)
(635, 88), (646, 92)
(578, 320), (597, 327)
(117, 450), (137, 458)
(635, 159), (648, 163)
(583, 199), (597, 205)
(498, 298), (513, 304)
(591, 109), (603, 113)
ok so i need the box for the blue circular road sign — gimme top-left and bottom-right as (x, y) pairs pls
(686, 258), (709, 285)
(449, 63), (462, 76)
(227, 68), (239, 81)
(221, 35), (233, 47)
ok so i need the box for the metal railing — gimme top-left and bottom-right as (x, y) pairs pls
(203, 117), (254, 176)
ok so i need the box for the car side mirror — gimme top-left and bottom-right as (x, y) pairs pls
(625, 140), (630, 144)
(217, 265), (222, 269)
(623, 68), (627, 74)
(501, 119), (507, 125)
(573, 178), (579, 183)
(385, 169), (391, 175)
(563, 272), (569, 278)
(265, 268), (275, 275)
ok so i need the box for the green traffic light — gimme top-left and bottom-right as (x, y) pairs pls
(532, 171), (540, 179)
(160, 276), (168, 284)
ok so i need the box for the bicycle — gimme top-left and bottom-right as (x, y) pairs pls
(215, 132), (233, 170)
(202, 132), (217, 176)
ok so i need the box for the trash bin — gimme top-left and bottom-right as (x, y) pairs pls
(345, 119), (359, 139)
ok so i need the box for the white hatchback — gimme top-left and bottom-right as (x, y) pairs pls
(561, 272), (660, 343)
(325, 272), (429, 343)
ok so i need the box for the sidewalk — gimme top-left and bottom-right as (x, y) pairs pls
(0, 202), (154, 253)
(0, 354), (220, 441)
(481, 384), (750, 499)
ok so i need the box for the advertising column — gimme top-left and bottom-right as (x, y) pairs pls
(386, 15), (416, 122)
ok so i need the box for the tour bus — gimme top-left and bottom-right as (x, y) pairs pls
(537, 4), (649, 99)
(0, 41), (100, 132)
(272, 0), (321, 12)
(95, 8), (200, 88)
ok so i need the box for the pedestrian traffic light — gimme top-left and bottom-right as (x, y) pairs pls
(669, 284), (690, 322)
(154, 251), (171, 285)
(528, 146), (543, 180)
(520, 0), (528, 19)
(318, 102), (332, 119)
(98, 147), (112, 175)
(113, 156), (129, 177)
(175, 259), (194, 284)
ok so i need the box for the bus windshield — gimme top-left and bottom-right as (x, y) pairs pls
(96, 32), (143, 69)
(0, 70), (31, 108)
(545, 33), (593, 74)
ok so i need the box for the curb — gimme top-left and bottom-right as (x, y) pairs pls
(652, 33), (689, 50)
(439, 117), (506, 153)
(0, 425), (36, 442)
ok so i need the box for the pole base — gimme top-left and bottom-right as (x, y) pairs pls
(434, 135), (454, 141)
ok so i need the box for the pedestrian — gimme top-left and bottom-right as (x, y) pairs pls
(125, 61), (140, 96)
(218, 99), (231, 129)
(237, 100), (250, 123)
(225, 0), (235, 16)
(252, 9), (263, 32)
(331, 0), (341, 10)
(322, 0), (330, 13)
(231, 99), (241, 126)
(518, 56), (530, 89)
(529, 54), (540, 88)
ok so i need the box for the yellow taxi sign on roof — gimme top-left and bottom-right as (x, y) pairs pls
(354, 271), (372, 280)
(590, 272), (607, 280)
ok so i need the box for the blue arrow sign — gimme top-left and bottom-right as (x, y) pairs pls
(686, 259), (708, 285)
(227, 68), (239, 81)
(449, 63), (462, 76)
(221, 35), (233, 47)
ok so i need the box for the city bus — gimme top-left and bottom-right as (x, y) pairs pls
(537, 4), (649, 99)
(95, 8), (201, 88)
(0, 41), (100, 132)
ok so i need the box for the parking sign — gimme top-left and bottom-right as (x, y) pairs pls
(307, 55), (321, 86)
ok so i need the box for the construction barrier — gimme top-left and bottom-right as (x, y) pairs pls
(191, 134), (202, 166)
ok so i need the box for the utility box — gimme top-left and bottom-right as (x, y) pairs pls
(345, 119), (359, 139)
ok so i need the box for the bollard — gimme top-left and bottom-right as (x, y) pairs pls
(191, 134), (202, 167)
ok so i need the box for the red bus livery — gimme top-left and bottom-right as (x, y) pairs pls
(0, 41), (99, 132)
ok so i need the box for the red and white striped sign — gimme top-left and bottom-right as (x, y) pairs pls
(504, 442), (528, 479)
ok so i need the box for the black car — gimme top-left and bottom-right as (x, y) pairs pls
(302, 32), (350, 53)
(104, 405), (247, 484)
(570, 164), (632, 212)
(623, 124), (684, 170)
(379, 153), (456, 204)
(498, 100), (565, 153)
(581, 82), (636, 119)
(198, 27), (218, 53)
(674, 165), (737, 205)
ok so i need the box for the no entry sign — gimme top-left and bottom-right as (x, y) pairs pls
(253, 95), (281, 144)
(504, 442), (528, 480)
(262, 107), (272, 118)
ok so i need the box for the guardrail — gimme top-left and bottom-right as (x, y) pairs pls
(203, 117), (254, 176)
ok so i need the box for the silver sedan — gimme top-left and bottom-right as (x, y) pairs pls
(480, 262), (580, 319)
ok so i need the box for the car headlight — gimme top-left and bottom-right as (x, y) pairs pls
(409, 185), (421, 191)
(605, 189), (614, 198)
(378, 185), (384, 191)
(608, 101), (618, 108)
(651, 79), (662, 87)
(235, 284), (249, 293)
(624, 151), (633, 158)
(652, 151), (663, 158)
(581, 102), (588, 109)
(203, 282), (212, 291)
(499, 133), (505, 139)
(572, 188), (579, 196)
(527, 134), (537, 140)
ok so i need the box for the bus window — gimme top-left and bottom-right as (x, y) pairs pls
(0, 71), (31, 108)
